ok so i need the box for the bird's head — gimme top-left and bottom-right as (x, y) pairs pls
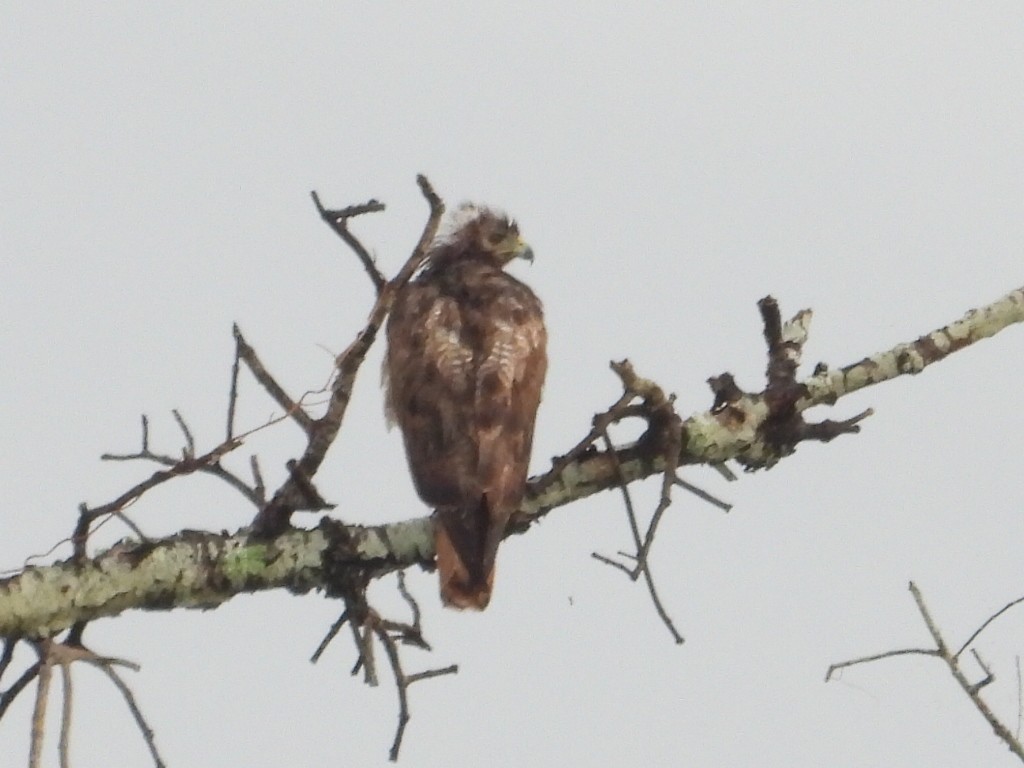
(439, 203), (534, 267)
(474, 211), (534, 266)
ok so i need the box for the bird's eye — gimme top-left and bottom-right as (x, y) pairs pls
(487, 230), (506, 245)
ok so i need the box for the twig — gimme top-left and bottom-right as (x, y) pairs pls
(908, 582), (1024, 759)
(171, 409), (195, 459)
(969, 648), (994, 694)
(825, 647), (939, 681)
(29, 651), (52, 768)
(232, 324), (315, 435)
(587, 362), (687, 644)
(396, 572), (422, 633)
(405, 665), (458, 685)
(1017, 655), (1022, 741)
(596, 430), (643, 572)
(359, 623), (378, 687)
(371, 618), (457, 762)
(250, 455), (266, 504)
(955, 594), (1024, 659)
(826, 582), (1024, 762)
(590, 552), (633, 577)
(92, 662), (166, 767)
(227, 333), (242, 441)
(636, 410), (682, 568)
(639, 564), (685, 644)
(98, 429), (247, 494)
(0, 661), (40, 720)
(376, 627), (409, 762)
(310, 610), (350, 664)
(76, 427), (249, 558)
(0, 638), (15, 681)
(43, 641), (158, 765)
(310, 191), (387, 294)
(59, 663), (72, 768)
(673, 475), (732, 512)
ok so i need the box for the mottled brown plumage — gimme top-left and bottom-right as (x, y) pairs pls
(384, 204), (547, 609)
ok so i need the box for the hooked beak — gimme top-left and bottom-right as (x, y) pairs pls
(513, 240), (535, 264)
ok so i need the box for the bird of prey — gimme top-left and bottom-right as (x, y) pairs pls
(384, 204), (547, 609)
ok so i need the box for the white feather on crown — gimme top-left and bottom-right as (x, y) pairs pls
(431, 202), (507, 247)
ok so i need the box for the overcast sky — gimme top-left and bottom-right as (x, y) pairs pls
(2, 4), (1024, 766)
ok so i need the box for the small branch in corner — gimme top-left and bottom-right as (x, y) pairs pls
(826, 581), (1024, 763)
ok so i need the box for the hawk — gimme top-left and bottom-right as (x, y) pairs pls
(384, 204), (547, 609)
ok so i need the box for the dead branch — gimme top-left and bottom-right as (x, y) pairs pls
(309, 575), (456, 761)
(101, 413), (259, 506)
(310, 190), (388, 294)
(24, 639), (160, 768)
(232, 325), (316, 435)
(250, 175), (444, 537)
(827, 581), (1024, 763)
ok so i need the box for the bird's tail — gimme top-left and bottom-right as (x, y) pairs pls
(434, 500), (504, 610)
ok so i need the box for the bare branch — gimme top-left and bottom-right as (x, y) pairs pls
(1017, 655), (1023, 742)
(310, 609), (350, 664)
(800, 285), (1024, 409)
(968, 648), (994, 694)
(376, 626), (410, 762)
(227, 335), (242, 441)
(59, 663), (72, 768)
(358, 622), (378, 687)
(825, 647), (939, 681)
(29, 651), (51, 768)
(595, 429), (643, 573)
(588, 368), (686, 644)
(0, 661), (40, 720)
(371, 615), (457, 762)
(0, 638), (16, 681)
(92, 661), (165, 767)
(636, 410), (682, 568)
(405, 665), (458, 685)
(311, 190), (388, 294)
(396, 572), (423, 635)
(232, 324), (315, 435)
(956, 594), (1024, 659)
(171, 409), (195, 459)
(76, 428), (248, 558)
(590, 552), (633, 577)
(827, 582), (1024, 762)
(250, 455), (266, 504)
(102, 441), (259, 508)
(673, 475), (732, 512)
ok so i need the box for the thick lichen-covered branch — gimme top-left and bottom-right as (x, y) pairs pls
(800, 285), (1024, 407)
(0, 519), (432, 639)
(1, 286), (1021, 639)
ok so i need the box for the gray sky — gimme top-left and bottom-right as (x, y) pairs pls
(2, 4), (1024, 766)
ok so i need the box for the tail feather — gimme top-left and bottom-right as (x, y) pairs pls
(434, 499), (504, 610)
(435, 525), (493, 610)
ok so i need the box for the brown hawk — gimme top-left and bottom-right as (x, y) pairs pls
(384, 204), (547, 609)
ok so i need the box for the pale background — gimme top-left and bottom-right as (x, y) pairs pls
(2, 4), (1024, 766)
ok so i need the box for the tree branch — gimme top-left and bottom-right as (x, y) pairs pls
(2, 283), (1021, 636)
(827, 581), (1024, 763)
